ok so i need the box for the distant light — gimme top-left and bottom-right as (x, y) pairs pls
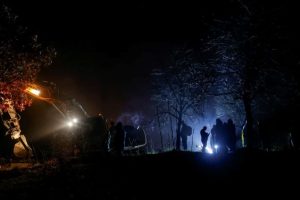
(26, 87), (41, 96)
(72, 118), (78, 123)
(205, 147), (213, 154)
(214, 145), (219, 149)
(67, 121), (73, 127)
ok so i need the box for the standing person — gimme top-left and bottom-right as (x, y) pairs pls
(200, 126), (209, 152)
(211, 124), (217, 152)
(115, 122), (125, 156)
(180, 131), (188, 150)
(180, 121), (192, 150)
(108, 121), (116, 151)
(227, 119), (236, 152)
(211, 118), (226, 153)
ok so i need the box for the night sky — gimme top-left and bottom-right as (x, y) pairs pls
(4, 0), (198, 119)
(4, 0), (300, 120)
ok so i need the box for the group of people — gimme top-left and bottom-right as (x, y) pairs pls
(200, 118), (237, 153)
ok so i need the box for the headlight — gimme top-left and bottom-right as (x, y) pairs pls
(66, 118), (79, 128)
(67, 121), (74, 127)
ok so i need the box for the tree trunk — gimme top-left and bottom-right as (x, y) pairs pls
(156, 106), (164, 151)
(243, 95), (254, 149)
(176, 115), (182, 151)
(191, 129), (194, 151)
(168, 101), (175, 149)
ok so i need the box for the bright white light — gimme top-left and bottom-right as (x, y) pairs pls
(72, 118), (78, 123)
(67, 121), (73, 127)
(205, 147), (213, 154)
(214, 145), (219, 149)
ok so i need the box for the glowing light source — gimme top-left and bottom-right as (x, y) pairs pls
(196, 145), (214, 154)
(214, 145), (219, 149)
(67, 122), (73, 127)
(205, 147), (213, 154)
(66, 118), (79, 128)
(25, 87), (41, 96)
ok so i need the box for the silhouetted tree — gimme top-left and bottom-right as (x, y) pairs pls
(152, 46), (215, 150)
(203, 1), (298, 148)
(0, 4), (55, 111)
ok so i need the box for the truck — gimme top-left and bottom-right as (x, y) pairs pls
(0, 81), (147, 162)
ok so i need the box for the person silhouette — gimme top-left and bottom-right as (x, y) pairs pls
(115, 122), (125, 156)
(211, 118), (226, 153)
(226, 119), (236, 152)
(180, 121), (192, 150)
(200, 126), (209, 152)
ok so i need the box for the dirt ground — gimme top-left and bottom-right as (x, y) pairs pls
(0, 150), (299, 199)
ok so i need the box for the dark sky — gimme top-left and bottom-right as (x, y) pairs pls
(3, 0), (217, 119)
(4, 1), (168, 118)
(4, 0), (300, 119)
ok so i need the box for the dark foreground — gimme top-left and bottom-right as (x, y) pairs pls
(1, 150), (299, 199)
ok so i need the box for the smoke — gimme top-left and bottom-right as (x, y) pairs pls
(116, 112), (145, 127)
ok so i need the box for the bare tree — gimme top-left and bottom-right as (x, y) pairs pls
(203, 1), (297, 148)
(152, 46), (215, 150)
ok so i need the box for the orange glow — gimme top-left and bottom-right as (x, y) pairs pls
(25, 87), (41, 96)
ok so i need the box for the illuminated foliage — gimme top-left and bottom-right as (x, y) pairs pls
(0, 5), (55, 111)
